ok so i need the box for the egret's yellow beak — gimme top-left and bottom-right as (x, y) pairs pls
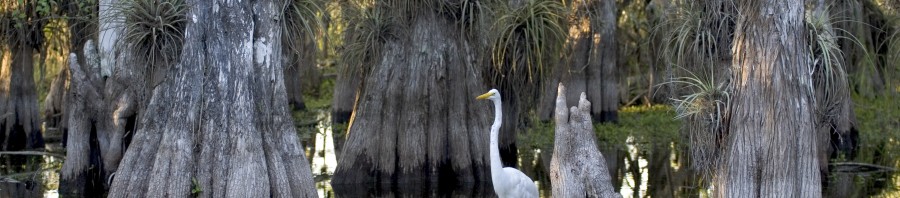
(476, 92), (493, 100)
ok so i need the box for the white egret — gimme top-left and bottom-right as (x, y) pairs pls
(476, 89), (539, 198)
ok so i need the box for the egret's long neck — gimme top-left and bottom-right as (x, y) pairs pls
(489, 98), (504, 178)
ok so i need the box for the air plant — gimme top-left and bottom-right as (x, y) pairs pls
(658, 0), (735, 177)
(807, 6), (852, 124)
(490, 0), (566, 83)
(120, 0), (187, 67)
(281, 0), (325, 68)
(338, 1), (393, 78)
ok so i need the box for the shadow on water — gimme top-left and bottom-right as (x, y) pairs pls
(305, 109), (899, 197)
(331, 182), (495, 198)
(2, 107), (895, 197)
(0, 124), (63, 197)
(0, 155), (61, 197)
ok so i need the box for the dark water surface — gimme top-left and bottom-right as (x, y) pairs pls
(1, 111), (896, 197)
(305, 112), (899, 197)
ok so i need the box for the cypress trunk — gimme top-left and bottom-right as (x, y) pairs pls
(106, 0), (317, 196)
(717, 0), (820, 196)
(40, 67), (66, 138)
(284, 34), (320, 111)
(330, 0), (364, 159)
(550, 84), (620, 198)
(329, 69), (359, 160)
(59, 0), (143, 195)
(332, 7), (492, 184)
(552, 0), (619, 124)
(60, 41), (142, 196)
(0, 43), (43, 151)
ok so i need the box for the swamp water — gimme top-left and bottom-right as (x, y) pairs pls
(1, 110), (897, 197)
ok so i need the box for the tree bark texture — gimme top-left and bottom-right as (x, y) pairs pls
(332, 9), (492, 184)
(59, 0), (145, 194)
(283, 34), (320, 111)
(330, 0), (363, 159)
(1, 3), (50, 149)
(832, 0), (886, 95)
(0, 43), (43, 151)
(60, 38), (144, 196)
(329, 68), (359, 160)
(717, 0), (820, 196)
(555, 0), (619, 123)
(646, 0), (674, 104)
(550, 84), (621, 198)
(106, 0), (317, 197)
(668, 0), (736, 177)
(811, 0), (858, 176)
(40, 67), (67, 136)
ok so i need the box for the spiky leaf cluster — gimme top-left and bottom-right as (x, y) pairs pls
(121, 0), (187, 67)
(491, 0), (566, 83)
(281, 0), (324, 67)
(659, 0), (736, 177)
(338, 0), (393, 78)
(806, 7), (850, 122)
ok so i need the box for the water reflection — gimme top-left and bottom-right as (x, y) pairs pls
(331, 182), (495, 198)
(304, 110), (898, 197)
(0, 155), (61, 198)
(3, 110), (894, 197)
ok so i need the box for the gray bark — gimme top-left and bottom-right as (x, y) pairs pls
(717, 0), (820, 196)
(646, 0), (675, 103)
(592, 0), (619, 123)
(550, 83), (620, 198)
(283, 34), (320, 111)
(60, 38), (142, 196)
(0, 43), (43, 150)
(40, 67), (66, 135)
(332, 8), (492, 184)
(330, 0), (363, 159)
(329, 70), (358, 160)
(106, 0), (317, 197)
(674, 0), (736, 176)
(0, 5), (50, 148)
(537, 70), (560, 122)
(59, 0), (144, 195)
(551, 0), (619, 123)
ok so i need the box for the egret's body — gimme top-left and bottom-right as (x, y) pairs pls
(477, 89), (539, 198)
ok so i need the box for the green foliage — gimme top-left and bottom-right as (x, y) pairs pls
(658, 2), (734, 148)
(281, 0), (325, 64)
(664, 67), (729, 121)
(851, 95), (900, 196)
(1, 0), (61, 47)
(190, 177), (202, 197)
(520, 118), (554, 150)
(807, 7), (853, 121)
(490, 0), (566, 82)
(595, 105), (681, 147)
(519, 105), (681, 151)
(884, 14), (900, 93)
(291, 72), (335, 142)
(659, 1), (731, 76)
(338, 0), (385, 77)
(439, 0), (492, 38)
(120, 0), (187, 67)
(853, 95), (900, 161)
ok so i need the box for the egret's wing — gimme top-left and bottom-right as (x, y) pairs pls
(503, 167), (539, 198)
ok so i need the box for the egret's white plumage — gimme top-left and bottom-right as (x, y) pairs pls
(477, 89), (539, 198)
